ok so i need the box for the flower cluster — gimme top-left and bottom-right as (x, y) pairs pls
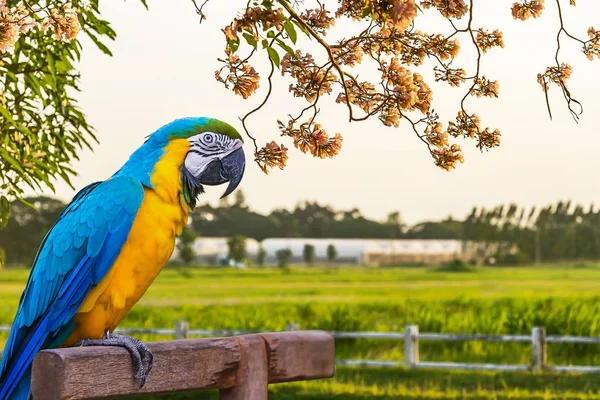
(0, 2), (80, 53)
(447, 111), (501, 150)
(424, 121), (449, 149)
(433, 66), (466, 87)
(300, 7), (335, 35)
(511, 0), (545, 21)
(426, 34), (461, 61)
(336, 80), (379, 113)
(357, 29), (460, 66)
(380, 58), (432, 113)
(476, 29), (504, 53)
(335, 0), (369, 21)
(432, 144), (464, 171)
(476, 127), (502, 150)
(469, 76), (499, 98)
(447, 111), (481, 139)
(43, 2), (80, 41)
(278, 119), (343, 159)
(537, 63), (572, 89)
(0, 3), (35, 53)
(225, 6), (285, 41)
(584, 27), (600, 60)
(335, 56), (433, 129)
(281, 51), (336, 102)
(420, 0), (469, 20)
(331, 42), (363, 67)
(337, 0), (418, 31)
(255, 141), (288, 174)
(215, 55), (260, 99)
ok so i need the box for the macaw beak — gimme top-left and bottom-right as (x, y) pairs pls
(198, 146), (245, 198)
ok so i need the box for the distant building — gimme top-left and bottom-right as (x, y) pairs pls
(261, 238), (367, 264)
(170, 237), (490, 266)
(261, 238), (464, 265)
(170, 237), (260, 265)
(362, 240), (462, 265)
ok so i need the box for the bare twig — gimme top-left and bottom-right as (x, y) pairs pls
(192, 0), (211, 23)
(552, 0), (583, 122)
(240, 34), (281, 168)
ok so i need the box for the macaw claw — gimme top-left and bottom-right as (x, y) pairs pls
(74, 332), (153, 389)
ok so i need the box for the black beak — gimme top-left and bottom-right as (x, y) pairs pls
(198, 146), (245, 198)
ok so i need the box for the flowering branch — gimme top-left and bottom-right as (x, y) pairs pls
(198, 0), (597, 174)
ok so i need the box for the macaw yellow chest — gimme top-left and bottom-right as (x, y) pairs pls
(64, 140), (191, 346)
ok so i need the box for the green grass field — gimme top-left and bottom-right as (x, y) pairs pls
(2, 264), (600, 399)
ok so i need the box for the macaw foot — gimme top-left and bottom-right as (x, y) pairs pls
(74, 331), (153, 388)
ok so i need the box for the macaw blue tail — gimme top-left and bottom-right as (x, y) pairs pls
(0, 367), (31, 400)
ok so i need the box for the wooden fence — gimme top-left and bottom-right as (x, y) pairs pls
(29, 331), (334, 400)
(50, 322), (600, 374)
(4, 321), (600, 392)
(337, 325), (600, 373)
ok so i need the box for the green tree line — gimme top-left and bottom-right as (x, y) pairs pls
(2, 194), (600, 266)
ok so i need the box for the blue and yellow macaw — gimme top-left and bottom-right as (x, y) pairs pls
(0, 117), (245, 400)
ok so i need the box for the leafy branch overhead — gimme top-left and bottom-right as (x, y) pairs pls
(203, 0), (599, 173)
(0, 0), (147, 228)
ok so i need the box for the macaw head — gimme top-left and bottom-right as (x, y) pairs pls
(169, 117), (245, 203)
(120, 117), (245, 208)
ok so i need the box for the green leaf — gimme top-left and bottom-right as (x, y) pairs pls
(292, 20), (312, 38)
(0, 105), (16, 124)
(266, 46), (281, 68)
(276, 38), (294, 56)
(261, 0), (274, 9)
(24, 73), (42, 98)
(283, 20), (297, 44)
(47, 53), (56, 77)
(242, 32), (258, 49)
(0, 148), (26, 176)
(228, 37), (241, 54)
(0, 196), (9, 229)
(86, 31), (114, 56)
(17, 196), (36, 210)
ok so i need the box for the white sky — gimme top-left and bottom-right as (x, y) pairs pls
(31, 1), (600, 224)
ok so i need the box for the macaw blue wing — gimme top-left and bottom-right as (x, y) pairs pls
(0, 176), (144, 400)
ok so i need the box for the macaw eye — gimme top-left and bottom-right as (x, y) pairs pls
(202, 133), (215, 144)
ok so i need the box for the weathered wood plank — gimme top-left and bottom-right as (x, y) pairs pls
(31, 338), (240, 400)
(31, 331), (335, 400)
(262, 331), (335, 383)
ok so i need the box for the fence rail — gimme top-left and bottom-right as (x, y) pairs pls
(31, 331), (334, 400)
(3, 323), (600, 374)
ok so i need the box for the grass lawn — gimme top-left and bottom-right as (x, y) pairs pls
(2, 264), (600, 399)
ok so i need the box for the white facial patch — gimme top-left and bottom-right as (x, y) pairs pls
(184, 132), (242, 177)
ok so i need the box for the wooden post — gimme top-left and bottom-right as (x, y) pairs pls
(175, 320), (189, 339)
(531, 326), (546, 371)
(404, 325), (419, 367)
(219, 335), (268, 400)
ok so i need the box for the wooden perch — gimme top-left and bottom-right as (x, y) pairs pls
(31, 330), (335, 400)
